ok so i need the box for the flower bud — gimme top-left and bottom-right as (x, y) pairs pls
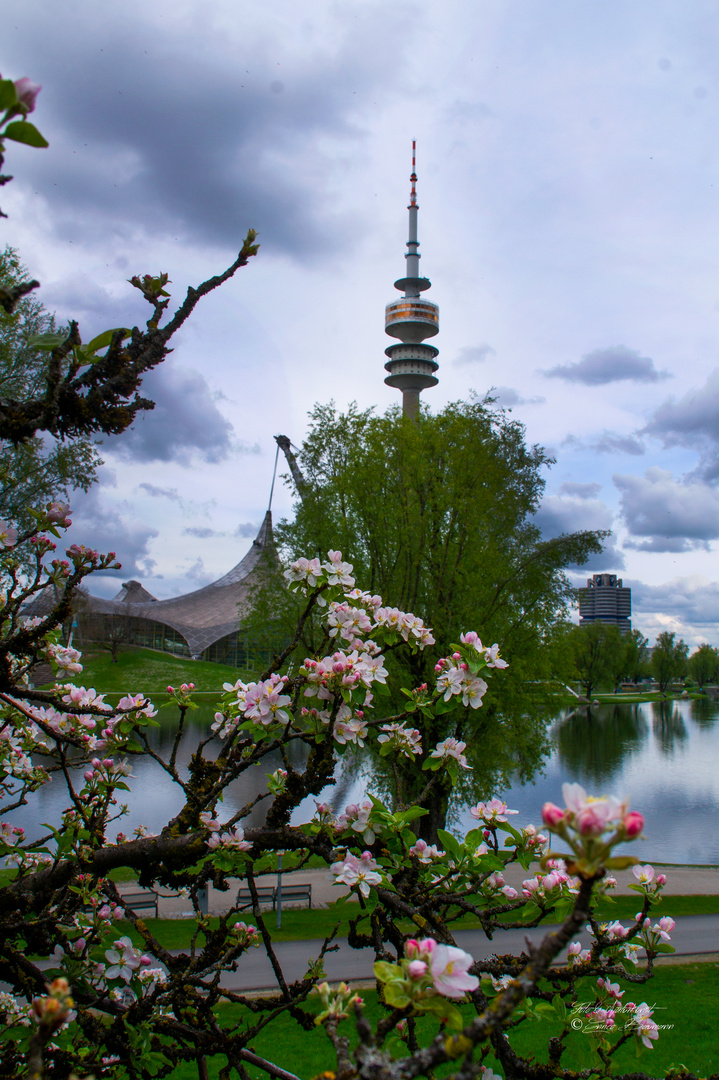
(14, 77), (41, 112)
(541, 802), (565, 828)
(623, 811), (644, 838)
(407, 959), (427, 979)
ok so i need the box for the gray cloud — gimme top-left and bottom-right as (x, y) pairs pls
(184, 557), (213, 586)
(642, 370), (719, 484)
(454, 343), (496, 366)
(563, 431), (645, 456)
(559, 482), (602, 498)
(614, 467), (719, 551)
(60, 487), (159, 585)
(593, 433), (645, 456)
(138, 483), (181, 501)
(491, 386), (546, 407)
(234, 522), (261, 538)
(9, 4), (413, 260)
(545, 345), (671, 385)
(532, 494), (625, 570)
(105, 364), (233, 465)
(182, 526), (222, 538)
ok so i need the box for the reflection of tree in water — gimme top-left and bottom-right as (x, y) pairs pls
(688, 696), (719, 730)
(554, 704), (648, 785)
(650, 700), (687, 755)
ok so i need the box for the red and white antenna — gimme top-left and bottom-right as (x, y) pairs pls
(409, 139), (418, 208)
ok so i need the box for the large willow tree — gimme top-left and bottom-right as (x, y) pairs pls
(249, 397), (607, 835)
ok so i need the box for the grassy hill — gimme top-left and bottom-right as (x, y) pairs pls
(44, 645), (253, 695)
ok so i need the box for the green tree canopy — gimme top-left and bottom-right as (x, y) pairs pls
(0, 247), (101, 532)
(688, 642), (719, 688)
(621, 628), (650, 684)
(651, 630), (689, 693)
(569, 621), (626, 699)
(252, 398), (608, 834)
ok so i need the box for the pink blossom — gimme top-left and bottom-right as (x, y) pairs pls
(405, 938), (436, 959)
(470, 798), (518, 824)
(285, 556), (323, 587)
(632, 864), (655, 884)
(331, 851), (382, 897)
(430, 737), (471, 770)
(13, 77), (41, 112)
(378, 721), (422, 758)
(429, 944), (479, 999)
(407, 960), (427, 979)
(0, 520), (17, 549)
(597, 977), (624, 1000)
(561, 783), (625, 835)
(207, 826), (252, 851)
(409, 838), (445, 863)
(45, 501), (72, 526)
(633, 1003), (659, 1048)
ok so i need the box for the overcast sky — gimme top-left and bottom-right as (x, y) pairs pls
(4, 0), (719, 646)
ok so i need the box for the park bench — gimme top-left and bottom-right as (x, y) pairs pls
(236, 885), (277, 908)
(276, 882), (312, 909)
(119, 890), (160, 918)
(235, 883), (313, 910)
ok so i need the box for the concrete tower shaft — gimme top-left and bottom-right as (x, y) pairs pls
(384, 141), (439, 419)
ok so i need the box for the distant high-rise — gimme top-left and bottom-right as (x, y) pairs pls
(383, 141), (439, 419)
(578, 573), (631, 635)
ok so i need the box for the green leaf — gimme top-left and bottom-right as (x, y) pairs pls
(552, 993), (567, 1021)
(433, 695), (459, 715)
(437, 829), (462, 858)
(4, 120), (48, 148)
(373, 961), (403, 983)
(397, 805), (428, 824)
(383, 983), (411, 1008)
(0, 80), (18, 110)
(419, 998), (464, 1030)
(86, 327), (130, 354)
(29, 331), (68, 352)
(605, 855), (639, 870)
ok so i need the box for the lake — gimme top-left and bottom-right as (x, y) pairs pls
(10, 697), (719, 864)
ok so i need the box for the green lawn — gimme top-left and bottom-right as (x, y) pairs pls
(118, 892), (719, 951)
(161, 961), (718, 1079)
(38, 645), (253, 693)
(592, 691), (709, 704)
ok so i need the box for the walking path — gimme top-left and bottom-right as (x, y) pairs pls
(214, 914), (719, 992)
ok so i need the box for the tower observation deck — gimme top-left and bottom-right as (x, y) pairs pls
(384, 142), (439, 418)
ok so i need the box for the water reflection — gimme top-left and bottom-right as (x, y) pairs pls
(554, 705), (648, 784)
(650, 701), (688, 756)
(456, 698), (719, 865)
(10, 697), (719, 865)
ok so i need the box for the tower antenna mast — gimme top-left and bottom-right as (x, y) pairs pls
(383, 141), (439, 419)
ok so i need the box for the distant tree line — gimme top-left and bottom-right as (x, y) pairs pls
(565, 622), (719, 697)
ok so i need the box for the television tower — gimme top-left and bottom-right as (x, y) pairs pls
(383, 141), (439, 419)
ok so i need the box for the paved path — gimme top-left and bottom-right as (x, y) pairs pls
(214, 914), (719, 992)
(112, 864), (719, 993)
